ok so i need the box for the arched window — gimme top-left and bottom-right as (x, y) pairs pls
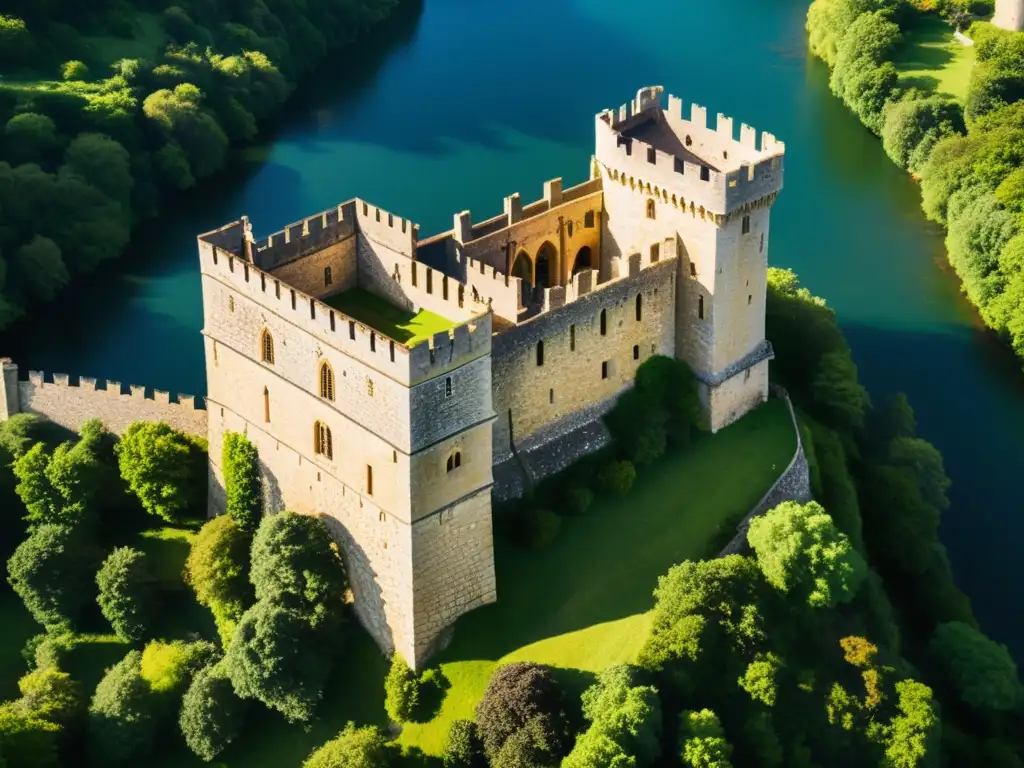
(319, 361), (335, 401)
(635, 294), (643, 322)
(324, 266), (333, 286)
(536, 340), (544, 367)
(314, 421), (333, 459)
(447, 451), (462, 473)
(260, 329), (274, 364)
(600, 309), (607, 336)
(646, 199), (656, 219)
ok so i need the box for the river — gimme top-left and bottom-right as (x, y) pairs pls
(7, 0), (1024, 656)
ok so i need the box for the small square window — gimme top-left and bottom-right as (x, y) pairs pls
(647, 147), (656, 164)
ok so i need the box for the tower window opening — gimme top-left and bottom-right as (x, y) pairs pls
(330, 311), (335, 332)
(584, 210), (594, 228)
(324, 266), (333, 286)
(567, 221), (573, 238)
(314, 421), (333, 460)
(635, 294), (643, 322)
(549, 388), (554, 404)
(310, 299), (316, 319)
(349, 320), (356, 340)
(745, 368), (751, 382)
(633, 344), (640, 360)
(650, 243), (660, 263)
(445, 377), (453, 398)
(685, 135), (693, 147)
(412, 263), (418, 287)
(260, 329), (275, 364)
(601, 361), (609, 380)
(275, 280), (280, 299)
(742, 215), (751, 234)
(228, 295), (235, 312)
(647, 147), (656, 164)
(748, 294), (752, 305)
(291, 290), (296, 310)
(260, 274), (266, 291)
(263, 386), (270, 423)
(600, 309), (607, 336)
(320, 362), (335, 401)
(390, 341), (395, 362)
(700, 166), (710, 181)
(645, 199), (656, 219)
(760, 233), (764, 253)
(698, 295), (705, 320)
(537, 340), (545, 366)
(367, 377), (374, 397)
(446, 451), (462, 473)
(370, 333), (376, 352)
(570, 324), (576, 351)
(366, 465), (373, 495)
(393, 450), (397, 463)
(690, 262), (697, 277)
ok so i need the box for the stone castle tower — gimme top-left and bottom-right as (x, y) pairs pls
(994, 0), (1024, 31)
(595, 86), (783, 429)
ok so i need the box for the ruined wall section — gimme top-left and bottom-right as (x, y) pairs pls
(411, 487), (496, 665)
(6, 365), (207, 437)
(491, 259), (676, 462)
(205, 401), (416, 664)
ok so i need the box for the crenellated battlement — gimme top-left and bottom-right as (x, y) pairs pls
(26, 370), (203, 412)
(462, 254), (523, 322)
(596, 86), (784, 215)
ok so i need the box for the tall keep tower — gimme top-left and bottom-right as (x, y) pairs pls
(197, 204), (498, 668)
(994, 0), (1024, 30)
(594, 86), (785, 431)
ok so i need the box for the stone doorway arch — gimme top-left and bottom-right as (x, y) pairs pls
(511, 250), (533, 305)
(571, 245), (592, 278)
(535, 241), (556, 288)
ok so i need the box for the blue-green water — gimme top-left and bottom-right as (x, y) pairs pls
(9, 0), (1024, 655)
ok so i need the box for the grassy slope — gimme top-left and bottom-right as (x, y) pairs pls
(894, 14), (976, 103)
(325, 287), (457, 346)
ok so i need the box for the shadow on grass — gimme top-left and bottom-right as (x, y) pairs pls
(899, 74), (942, 93)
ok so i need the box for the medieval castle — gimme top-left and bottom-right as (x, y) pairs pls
(0, 87), (786, 667)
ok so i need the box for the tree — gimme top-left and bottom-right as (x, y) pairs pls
(16, 665), (82, 727)
(384, 654), (421, 723)
(63, 133), (132, 207)
(0, 704), (60, 768)
(12, 444), (62, 527)
(139, 639), (218, 696)
(224, 600), (332, 723)
(807, 0), (894, 67)
(929, 622), (1021, 711)
(443, 720), (487, 768)
(248, 512), (347, 630)
(7, 523), (96, 628)
(222, 431), (262, 533)
(747, 500), (867, 609)
(679, 709), (733, 768)
(4, 114), (60, 166)
(882, 680), (940, 768)
(88, 651), (158, 765)
(143, 85), (228, 180)
(304, 722), (392, 768)
(738, 653), (782, 707)
(96, 547), (156, 643)
(882, 96), (965, 173)
(61, 61), (88, 80)
(14, 237), (69, 303)
(116, 421), (205, 522)
(179, 662), (247, 762)
(0, 15), (33, 67)
(185, 514), (252, 645)
(475, 662), (569, 761)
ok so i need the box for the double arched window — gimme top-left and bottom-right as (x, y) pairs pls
(260, 328), (274, 364)
(319, 361), (335, 401)
(446, 451), (462, 473)
(314, 421), (333, 460)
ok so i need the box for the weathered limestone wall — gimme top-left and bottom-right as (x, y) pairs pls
(491, 260), (676, 461)
(269, 235), (358, 299)
(994, 0), (1024, 31)
(206, 401), (416, 662)
(706, 357), (770, 433)
(411, 487), (497, 663)
(718, 389), (811, 556)
(3, 364), (207, 437)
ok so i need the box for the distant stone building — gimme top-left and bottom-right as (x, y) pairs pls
(1, 86), (786, 669)
(994, 0), (1024, 31)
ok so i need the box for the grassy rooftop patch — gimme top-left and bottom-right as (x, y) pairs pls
(894, 14), (976, 102)
(324, 287), (456, 346)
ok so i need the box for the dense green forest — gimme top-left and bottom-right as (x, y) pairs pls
(1, 267), (1020, 767)
(0, 0), (400, 327)
(806, 0), (1024, 363)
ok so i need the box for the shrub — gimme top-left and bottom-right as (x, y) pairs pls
(564, 486), (594, 515)
(179, 662), (247, 762)
(598, 461), (636, 497)
(443, 719), (487, 768)
(249, 512), (347, 630)
(679, 709), (733, 768)
(140, 639), (218, 697)
(224, 600), (332, 723)
(115, 422), (206, 523)
(222, 431), (262, 533)
(185, 515), (252, 646)
(17, 666), (83, 727)
(32, 633), (76, 672)
(0, 703), (60, 768)
(384, 654), (420, 723)
(475, 662), (569, 761)
(96, 547), (157, 643)
(516, 507), (561, 551)
(4, 113), (59, 166)
(7, 523), (97, 629)
(0, 15), (33, 67)
(304, 722), (392, 768)
(88, 650), (159, 765)
(61, 61), (88, 81)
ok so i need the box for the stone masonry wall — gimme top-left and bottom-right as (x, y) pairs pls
(491, 260), (676, 462)
(11, 368), (207, 437)
(268, 235), (358, 299)
(718, 388), (811, 556)
(411, 487), (497, 664)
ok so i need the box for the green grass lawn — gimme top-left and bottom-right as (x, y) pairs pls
(894, 14), (976, 103)
(324, 288), (456, 346)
